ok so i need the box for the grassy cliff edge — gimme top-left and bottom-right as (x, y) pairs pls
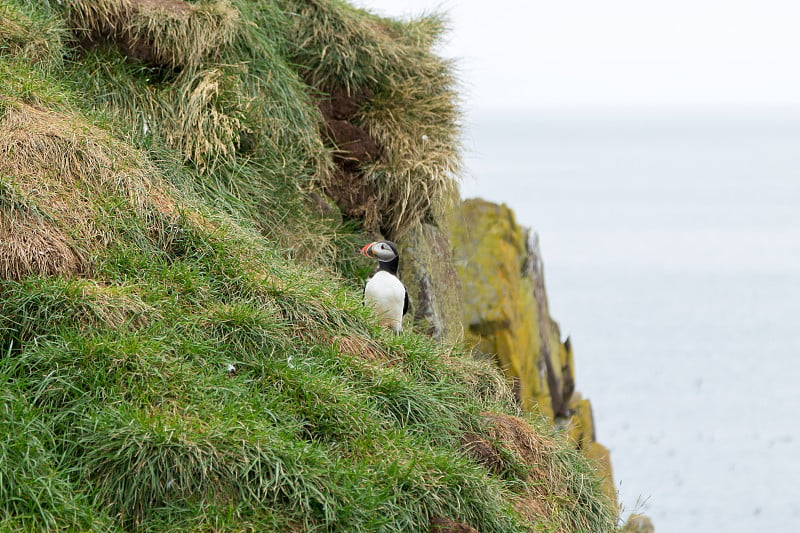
(0, 1), (619, 531)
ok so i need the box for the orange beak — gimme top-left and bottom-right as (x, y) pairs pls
(360, 242), (376, 257)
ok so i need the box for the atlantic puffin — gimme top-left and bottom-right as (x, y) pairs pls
(360, 240), (409, 333)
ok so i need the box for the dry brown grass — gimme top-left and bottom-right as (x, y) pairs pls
(165, 66), (243, 167)
(0, 99), (181, 280)
(59, 0), (245, 171)
(0, 1), (65, 65)
(0, 208), (87, 280)
(439, 349), (517, 410)
(63, 278), (157, 330)
(481, 414), (559, 523)
(359, 75), (461, 238)
(64, 0), (239, 69)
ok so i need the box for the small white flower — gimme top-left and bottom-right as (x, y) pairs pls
(421, 134), (429, 141)
(226, 363), (236, 374)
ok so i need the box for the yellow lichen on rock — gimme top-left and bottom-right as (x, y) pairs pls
(449, 199), (552, 414)
(567, 393), (595, 449)
(450, 197), (619, 511)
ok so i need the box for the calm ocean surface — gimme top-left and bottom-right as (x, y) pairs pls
(460, 108), (800, 533)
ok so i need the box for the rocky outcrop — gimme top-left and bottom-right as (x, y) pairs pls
(448, 198), (616, 509)
(448, 199), (567, 415)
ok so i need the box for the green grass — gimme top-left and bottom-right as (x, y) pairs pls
(0, 197), (619, 531)
(0, 1), (619, 531)
(0, 260), (528, 530)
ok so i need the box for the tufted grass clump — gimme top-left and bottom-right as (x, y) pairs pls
(0, 387), (117, 531)
(278, 0), (462, 237)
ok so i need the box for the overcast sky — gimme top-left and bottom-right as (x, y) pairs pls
(354, 0), (800, 112)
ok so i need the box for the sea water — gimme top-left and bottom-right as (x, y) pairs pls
(459, 108), (800, 532)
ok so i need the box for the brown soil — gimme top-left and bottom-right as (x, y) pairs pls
(324, 118), (380, 171)
(317, 86), (384, 232)
(71, 0), (193, 68)
(320, 169), (380, 231)
(429, 517), (480, 533)
(318, 86), (369, 121)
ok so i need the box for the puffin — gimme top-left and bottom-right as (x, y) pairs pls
(360, 240), (409, 333)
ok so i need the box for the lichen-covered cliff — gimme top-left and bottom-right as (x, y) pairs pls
(396, 198), (616, 510)
(0, 0), (624, 531)
(449, 199), (616, 507)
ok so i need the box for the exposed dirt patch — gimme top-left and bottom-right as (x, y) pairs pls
(317, 86), (383, 232)
(429, 517), (480, 533)
(320, 169), (380, 231)
(324, 118), (380, 171)
(71, 0), (192, 67)
(319, 87), (380, 170)
(318, 86), (369, 121)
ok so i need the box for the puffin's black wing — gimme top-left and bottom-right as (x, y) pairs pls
(403, 290), (409, 316)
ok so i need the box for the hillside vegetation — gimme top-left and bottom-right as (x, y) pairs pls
(0, 0), (618, 531)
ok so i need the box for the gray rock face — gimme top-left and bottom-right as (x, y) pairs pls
(397, 223), (463, 344)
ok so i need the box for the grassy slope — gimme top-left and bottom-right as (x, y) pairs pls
(0, 1), (617, 531)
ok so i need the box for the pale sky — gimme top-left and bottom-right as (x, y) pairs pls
(354, 0), (800, 112)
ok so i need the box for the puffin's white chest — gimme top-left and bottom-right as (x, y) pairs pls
(364, 270), (406, 332)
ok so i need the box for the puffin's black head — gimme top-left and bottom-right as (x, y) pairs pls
(360, 240), (400, 274)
